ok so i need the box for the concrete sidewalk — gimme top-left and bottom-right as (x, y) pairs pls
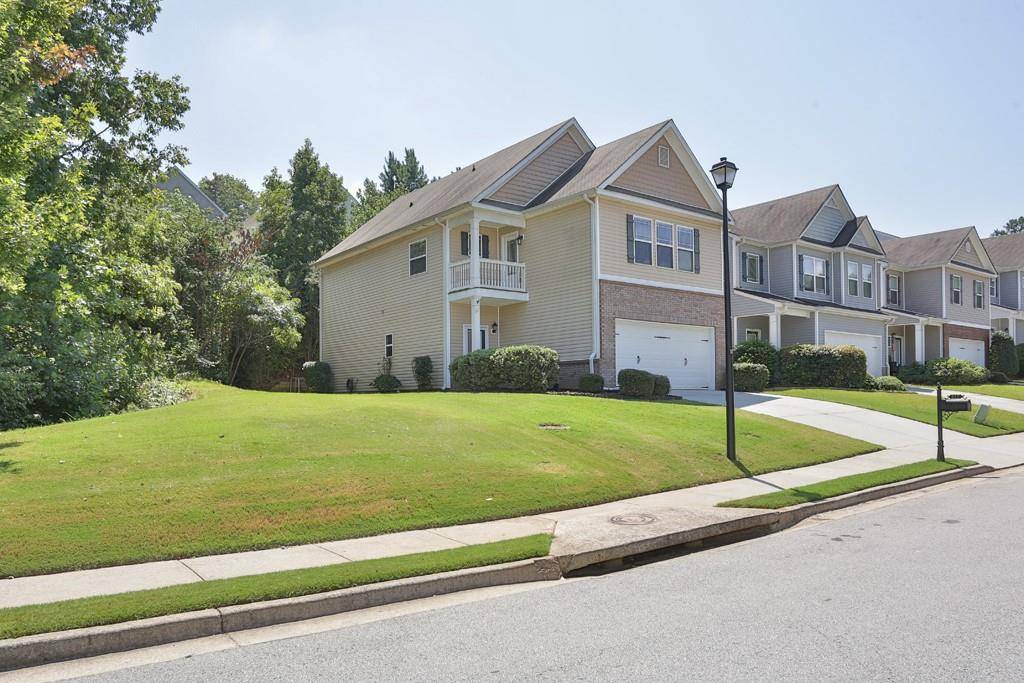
(904, 385), (1024, 415)
(3, 393), (1023, 612)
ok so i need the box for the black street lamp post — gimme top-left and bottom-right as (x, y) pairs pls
(710, 157), (738, 462)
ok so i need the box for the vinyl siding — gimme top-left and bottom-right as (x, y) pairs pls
(610, 137), (710, 209)
(450, 225), (501, 262)
(904, 268), (943, 317)
(737, 244), (769, 292)
(499, 202), (593, 361)
(794, 245), (834, 303)
(738, 315), (769, 341)
(802, 202), (848, 243)
(320, 224), (444, 390)
(842, 253), (880, 311)
(997, 270), (1020, 309)
(850, 226), (870, 248)
(490, 132), (584, 207)
(781, 315), (815, 346)
(449, 302), (501, 357)
(732, 292), (774, 317)
(952, 239), (983, 269)
(599, 197), (722, 292)
(769, 245), (794, 298)
(945, 266), (991, 326)
(817, 313), (886, 344)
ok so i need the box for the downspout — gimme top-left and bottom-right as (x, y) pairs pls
(583, 193), (600, 375)
(436, 218), (451, 389)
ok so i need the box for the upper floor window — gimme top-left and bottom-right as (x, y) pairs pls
(990, 277), (999, 300)
(384, 333), (394, 358)
(742, 252), (762, 284)
(950, 274), (962, 305)
(657, 145), (670, 168)
(409, 239), (427, 275)
(676, 226), (697, 272)
(656, 221), (674, 268)
(974, 280), (985, 309)
(629, 217), (653, 265)
(861, 263), (874, 299)
(887, 274), (901, 307)
(459, 232), (489, 259)
(847, 260), (860, 297)
(800, 254), (829, 295)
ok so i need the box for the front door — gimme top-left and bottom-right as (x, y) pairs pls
(463, 325), (488, 354)
(888, 334), (904, 366)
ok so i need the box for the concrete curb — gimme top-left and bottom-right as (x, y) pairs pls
(0, 557), (560, 672)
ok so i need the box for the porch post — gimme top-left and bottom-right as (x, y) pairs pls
(915, 323), (925, 363)
(470, 296), (482, 351)
(768, 313), (781, 348)
(470, 215), (481, 288)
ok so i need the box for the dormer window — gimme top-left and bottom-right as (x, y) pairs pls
(657, 146), (670, 168)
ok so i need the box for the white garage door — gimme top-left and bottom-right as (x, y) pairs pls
(615, 319), (715, 390)
(949, 338), (986, 366)
(823, 330), (883, 376)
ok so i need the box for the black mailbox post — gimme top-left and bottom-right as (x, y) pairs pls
(936, 384), (972, 461)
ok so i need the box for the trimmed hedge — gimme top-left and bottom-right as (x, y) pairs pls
(897, 362), (929, 384)
(491, 345), (560, 391)
(779, 344), (867, 388)
(734, 340), (779, 382)
(617, 369), (655, 398)
(989, 331), (1019, 378)
(733, 363), (769, 392)
(990, 371), (1009, 384)
(302, 361), (333, 393)
(449, 349), (501, 391)
(412, 356), (434, 391)
(867, 375), (906, 392)
(371, 373), (401, 393)
(652, 374), (671, 397)
(927, 357), (987, 385)
(578, 373), (604, 393)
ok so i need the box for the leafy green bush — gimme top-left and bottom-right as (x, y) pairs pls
(371, 374), (402, 393)
(989, 371), (1009, 384)
(617, 369), (655, 397)
(652, 374), (671, 397)
(1017, 344), (1024, 378)
(449, 349), (501, 391)
(734, 340), (778, 382)
(412, 356), (434, 390)
(989, 331), (1019, 377)
(778, 344), (868, 388)
(897, 362), (929, 384)
(926, 357), (988, 385)
(867, 375), (906, 392)
(578, 373), (605, 393)
(734, 363), (769, 392)
(491, 345), (560, 392)
(302, 361), (333, 393)
(0, 359), (43, 430)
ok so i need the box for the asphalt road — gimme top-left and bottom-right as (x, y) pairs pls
(83, 468), (1024, 682)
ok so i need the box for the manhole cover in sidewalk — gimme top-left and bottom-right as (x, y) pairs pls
(610, 513), (657, 526)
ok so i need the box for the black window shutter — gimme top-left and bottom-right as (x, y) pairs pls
(759, 254), (765, 284)
(825, 258), (831, 295)
(798, 255), (804, 291)
(741, 251), (748, 282)
(626, 214), (634, 263)
(693, 229), (700, 273)
(480, 234), (490, 259)
(460, 231), (469, 256)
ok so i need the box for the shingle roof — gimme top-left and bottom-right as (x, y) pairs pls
(730, 185), (837, 243)
(881, 226), (974, 269)
(982, 233), (1024, 270)
(158, 167), (227, 219)
(317, 119), (571, 263)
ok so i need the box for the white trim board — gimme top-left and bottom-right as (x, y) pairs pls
(598, 274), (723, 297)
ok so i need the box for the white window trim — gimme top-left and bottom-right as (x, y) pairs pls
(973, 280), (985, 309)
(861, 262), (874, 299)
(742, 252), (762, 284)
(887, 273), (901, 307)
(409, 238), (427, 276)
(801, 254), (828, 295)
(655, 220), (674, 269)
(461, 324), (488, 355)
(950, 274), (962, 305)
(990, 277), (999, 299)
(745, 328), (761, 341)
(847, 259), (860, 297)
(631, 215), (653, 266)
(657, 145), (670, 168)
(676, 225), (696, 273)
(629, 216), (697, 273)
(384, 333), (394, 359)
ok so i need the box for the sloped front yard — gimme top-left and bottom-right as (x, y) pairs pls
(0, 383), (879, 577)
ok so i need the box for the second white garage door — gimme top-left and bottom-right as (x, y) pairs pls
(615, 319), (715, 390)
(949, 337), (986, 366)
(823, 330), (884, 376)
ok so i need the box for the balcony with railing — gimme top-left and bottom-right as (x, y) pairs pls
(448, 258), (527, 297)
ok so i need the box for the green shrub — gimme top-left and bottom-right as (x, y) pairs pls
(778, 344), (867, 388)
(371, 374), (402, 393)
(867, 375), (906, 392)
(449, 349), (501, 391)
(1017, 344), (1024, 378)
(412, 356), (434, 391)
(926, 357), (988, 385)
(618, 369), (655, 397)
(989, 371), (1009, 384)
(578, 373), (604, 393)
(652, 374), (671, 397)
(733, 363), (769, 392)
(897, 362), (929, 384)
(491, 345), (560, 392)
(989, 331), (1019, 377)
(302, 361), (333, 393)
(734, 340), (778, 381)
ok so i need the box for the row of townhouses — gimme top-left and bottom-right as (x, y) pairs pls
(312, 118), (1023, 391)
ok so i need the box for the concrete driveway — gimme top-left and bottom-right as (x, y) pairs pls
(905, 385), (1024, 415)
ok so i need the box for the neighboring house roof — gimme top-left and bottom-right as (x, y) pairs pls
(881, 226), (978, 269)
(731, 185), (837, 243)
(738, 289), (892, 318)
(982, 233), (1024, 271)
(157, 166), (227, 219)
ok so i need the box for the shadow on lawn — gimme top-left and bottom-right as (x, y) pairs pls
(0, 459), (21, 475)
(734, 459), (787, 492)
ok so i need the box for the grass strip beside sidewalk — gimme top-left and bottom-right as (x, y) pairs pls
(718, 459), (976, 510)
(0, 534), (551, 641)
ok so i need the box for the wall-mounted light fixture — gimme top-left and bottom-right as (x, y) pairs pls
(515, 234), (524, 245)
(490, 322), (498, 334)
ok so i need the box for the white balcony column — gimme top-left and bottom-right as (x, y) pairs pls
(768, 312), (781, 348)
(470, 296), (482, 351)
(914, 323), (925, 363)
(470, 215), (481, 288)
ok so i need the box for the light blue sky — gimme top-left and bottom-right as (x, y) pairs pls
(127, 0), (1022, 236)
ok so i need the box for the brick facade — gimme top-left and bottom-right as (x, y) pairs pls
(557, 360), (593, 389)
(942, 323), (991, 361)
(597, 280), (726, 389)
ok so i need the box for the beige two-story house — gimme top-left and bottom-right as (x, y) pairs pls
(314, 118), (731, 391)
(983, 233), (1024, 343)
(879, 227), (996, 368)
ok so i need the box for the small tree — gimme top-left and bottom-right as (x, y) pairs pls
(989, 331), (1019, 377)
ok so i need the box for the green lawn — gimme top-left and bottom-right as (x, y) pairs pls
(769, 388), (1024, 438)
(947, 383), (1024, 402)
(0, 382), (879, 577)
(719, 459), (975, 509)
(0, 535), (551, 641)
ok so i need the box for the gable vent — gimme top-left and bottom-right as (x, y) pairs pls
(657, 145), (670, 168)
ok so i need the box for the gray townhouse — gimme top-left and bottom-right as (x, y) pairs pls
(983, 232), (1024, 344)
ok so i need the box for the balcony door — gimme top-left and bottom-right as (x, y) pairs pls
(501, 233), (520, 263)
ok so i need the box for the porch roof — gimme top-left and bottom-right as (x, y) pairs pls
(737, 289), (893, 320)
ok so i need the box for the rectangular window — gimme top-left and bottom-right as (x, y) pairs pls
(847, 260), (860, 297)
(655, 221), (674, 268)
(974, 280), (984, 308)
(409, 239), (427, 275)
(384, 333), (394, 358)
(990, 278), (999, 300)
(887, 274), (900, 307)
(950, 274), (962, 305)
(742, 253), (762, 283)
(676, 226), (695, 272)
(801, 255), (828, 294)
(632, 217), (652, 265)
(458, 232), (489, 258)
(745, 329), (761, 342)
(658, 145), (670, 168)
(861, 263), (873, 300)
